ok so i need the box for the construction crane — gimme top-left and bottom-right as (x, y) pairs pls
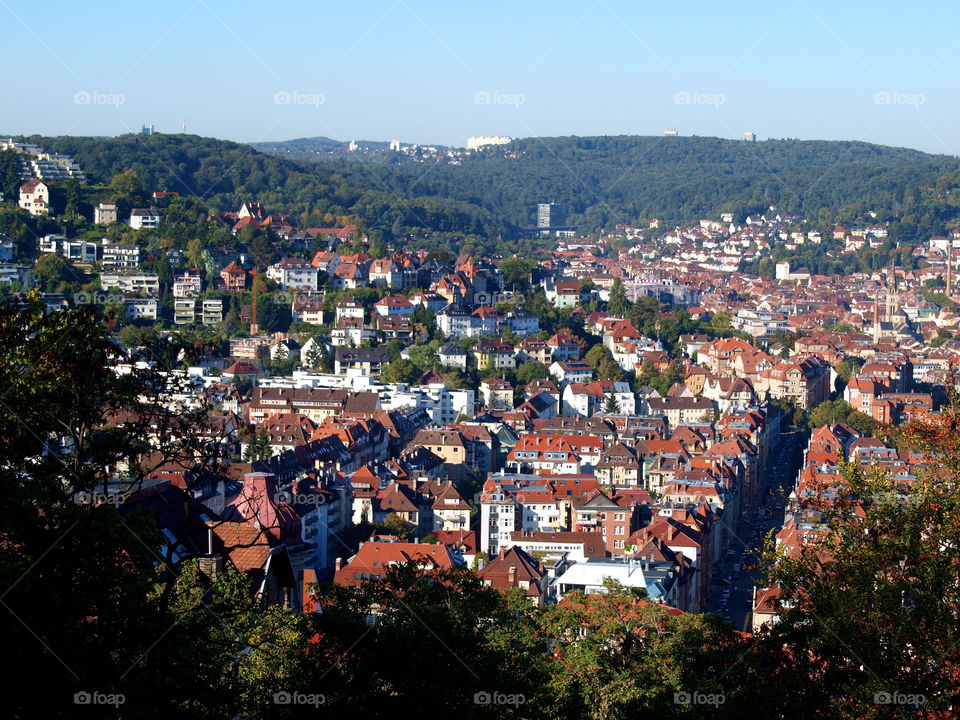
(250, 268), (259, 335)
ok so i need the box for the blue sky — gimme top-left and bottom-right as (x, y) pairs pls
(2, 0), (958, 154)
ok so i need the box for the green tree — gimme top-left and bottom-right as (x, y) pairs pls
(186, 236), (207, 271)
(110, 168), (143, 199)
(516, 359), (549, 385)
(710, 310), (733, 330)
(608, 276), (629, 317)
(381, 357), (420, 384)
(498, 257), (537, 289)
(244, 429), (272, 461)
(596, 355), (625, 382)
(845, 410), (876, 436)
(0, 149), (21, 199)
(808, 399), (852, 428)
(584, 343), (611, 369)
(742, 412), (960, 718)
(247, 229), (278, 270)
(0, 293), (308, 718)
(542, 580), (738, 720)
(378, 512), (415, 539)
(34, 252), (70, 291)
(304, 342), (328, 370)
(604, 392), (622, 413)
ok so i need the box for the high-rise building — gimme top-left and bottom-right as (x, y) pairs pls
(537, 203), (566, 229)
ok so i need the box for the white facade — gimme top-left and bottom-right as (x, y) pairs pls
(125, 298), (159, 320)
(129, 208), (161, 230)
(100, 273), (160, 296)
(466, 135), (512, 151)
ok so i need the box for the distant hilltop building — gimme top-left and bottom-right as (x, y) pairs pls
(537, 202), (567, 230)
(348, 140), (358, 152)
(389, 139), (401, 151)
(466, 135), (512, 151)
(0, 138), (86, 183)
(743, 132), (756, 142)
(664, 129), (678, 136)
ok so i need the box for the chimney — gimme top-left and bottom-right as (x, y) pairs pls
(335, 557), (343, 571)
(508, 565), (517, 583)
(207, 527), (214, 556)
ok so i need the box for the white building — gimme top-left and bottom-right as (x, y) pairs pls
(174, 297), (224, 326)
(18, 179), (50, 216)
(129, 208), (161, 230)
(378, 384), (474, 426)
(94, 201), (118, 225)
(466, 135), (512, 151)
(39, 235), (98, 263)
(102, 243), (141, 271)
(267, 258), (318, 291)
(173, 271), (203, 298)
(553, 558), (681, 607)
(125, 298), (159, 320)
(100, 272), (160, 296)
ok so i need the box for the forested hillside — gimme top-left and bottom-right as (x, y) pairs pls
(23, 133), (510, 250)
(18, 132), (960, 248)
(310, 135), (960, 237)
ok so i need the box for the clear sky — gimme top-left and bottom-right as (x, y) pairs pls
(2, 0), (958, 154)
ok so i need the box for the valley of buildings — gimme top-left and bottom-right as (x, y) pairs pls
(6, 165), (957, 633)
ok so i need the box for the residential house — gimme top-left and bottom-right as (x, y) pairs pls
(19, 179), (50, 216)
(129, 207), (161, 229)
